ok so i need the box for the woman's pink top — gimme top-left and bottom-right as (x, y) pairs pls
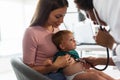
(23, 26), (58, 66)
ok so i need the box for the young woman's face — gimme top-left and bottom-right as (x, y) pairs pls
(61, 33), (76, 51)
(46, 6), (67, 28)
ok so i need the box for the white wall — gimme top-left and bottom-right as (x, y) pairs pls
(60, 0), (96, 44)
(0, 0), (37, 56)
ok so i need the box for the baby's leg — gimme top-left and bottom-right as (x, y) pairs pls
(87, 69), (114, 80)
(73, 71), (107, 80)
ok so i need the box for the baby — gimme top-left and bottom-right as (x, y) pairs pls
(45, 30), (114, 80)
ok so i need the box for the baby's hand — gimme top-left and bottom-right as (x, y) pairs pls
(43, 59), (53, 66)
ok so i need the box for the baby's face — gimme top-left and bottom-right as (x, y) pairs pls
(61, 33), (76, 51)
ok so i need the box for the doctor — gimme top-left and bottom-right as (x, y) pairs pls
(74, 0), (120, 71)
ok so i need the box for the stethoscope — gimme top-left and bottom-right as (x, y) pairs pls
(86, 8), (110, 71)
(63, 8), (110, 71)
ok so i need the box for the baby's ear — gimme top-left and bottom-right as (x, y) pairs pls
(59, 44), (65, 50)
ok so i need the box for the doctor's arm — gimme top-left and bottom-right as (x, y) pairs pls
(83, 57), (115, 66)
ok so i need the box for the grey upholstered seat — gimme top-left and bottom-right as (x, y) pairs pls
(11, 57), (51, 80)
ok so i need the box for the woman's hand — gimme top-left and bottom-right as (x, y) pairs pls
(43, 59), (53, 66)
(53, 54), (72, 68)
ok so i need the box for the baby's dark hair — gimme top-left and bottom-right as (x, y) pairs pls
(52, 30), (72, 50)
(74, 0), (93, 10)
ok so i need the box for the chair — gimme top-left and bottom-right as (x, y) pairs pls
(10, 57), (52, 80)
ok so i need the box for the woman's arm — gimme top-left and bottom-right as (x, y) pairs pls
(30, 64), (59, 74)
(30, 54), (72, 74)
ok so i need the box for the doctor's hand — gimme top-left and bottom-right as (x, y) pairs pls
(83, 57), (100, 67)
(95, 29), (115, 49)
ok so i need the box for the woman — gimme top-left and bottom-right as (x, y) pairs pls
(22, 0), (72, 80)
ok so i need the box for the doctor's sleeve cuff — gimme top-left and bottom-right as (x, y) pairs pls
(112, 43), (120, 56)
(112, 56), (120, 71)
(116, 44), (120, 56)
